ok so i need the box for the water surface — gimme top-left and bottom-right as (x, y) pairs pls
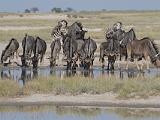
(0, 106), (160, 120)
(0, 66), (159, 87)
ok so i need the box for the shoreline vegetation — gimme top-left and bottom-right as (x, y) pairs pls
(0, 76), (160, 108)
(1, 76), (160, 98)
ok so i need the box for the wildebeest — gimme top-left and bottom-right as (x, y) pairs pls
(120, 36), (160, 70)
(102, 27), (136, 70)
(49, 39), (61, 67)
(21, 34), (35, 66)
(32, 36), (47, 68)
(99, 41), (116, 70)
(118, 28), (136, 61)
(63, 36), (78, 70)
(63, 22), (86, 70)
(99, 27), (122, 70)
(1, 38), (19, 64)
(67, 21), (83, 38)
(79, 37), (97, 70)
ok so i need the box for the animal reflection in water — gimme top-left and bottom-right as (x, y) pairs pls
(0, 67), (158, 87)
(19, 68), (38, 86)
(101, 69), (145, 79)
(49, 68), (94, 78)
(1, 69), (12, 80)
(0, 68), (37, 86)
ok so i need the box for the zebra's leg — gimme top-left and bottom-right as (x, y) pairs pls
(140, 59), (144, 71)
(15, 51), (17, 60)
(59, 45), (64, 67)
(125, 59), (129, 70)
(146, 56), (150, 70)
(135, 59), (140, 70)
(116, 55), (120, 69)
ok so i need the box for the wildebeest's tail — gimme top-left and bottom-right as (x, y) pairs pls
(146, 38), (159, 64)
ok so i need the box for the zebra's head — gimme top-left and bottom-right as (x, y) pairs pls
(113, 22), (122, 31)
(58, 20), (68, 28)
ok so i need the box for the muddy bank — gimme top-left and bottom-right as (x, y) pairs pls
(1, 94), (160, 108)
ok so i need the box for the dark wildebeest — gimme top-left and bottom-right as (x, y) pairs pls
(21, 34), (35, 67)
(99, 27), (121, 70)
(63, 36), (78, 70)
(120, 36), (160, 70)
(49, 39), (61, 67)
(101, 28), (136, 70)
(32, 36), (47, 69)
(109, 28), (137, 61)
(79, 37), (97, 70)
(119, 28), (136, 61)
(1, 38), (19, 65)
(99, 41), (116, 70)
(106, 27), (125, 60)
(63, 22), (86, 70)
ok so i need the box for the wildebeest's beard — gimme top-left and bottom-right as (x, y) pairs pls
(75, 30), (87, 40)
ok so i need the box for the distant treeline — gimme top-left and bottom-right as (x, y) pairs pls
(24, 7), (75, 13)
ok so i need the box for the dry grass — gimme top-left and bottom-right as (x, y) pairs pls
(0, 80), (20, 97)
(23, 76), (160, 99)
(1, 11), (160, 42)
(0, 75), (160, 99)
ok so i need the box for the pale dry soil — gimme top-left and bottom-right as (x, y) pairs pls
(1, 93), (160, 108)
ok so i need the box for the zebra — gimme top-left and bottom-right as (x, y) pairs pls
(51, 20), (68, 45)
(113, 22), (123, 32)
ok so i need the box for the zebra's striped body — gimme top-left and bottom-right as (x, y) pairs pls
(51, 20), (68, 45)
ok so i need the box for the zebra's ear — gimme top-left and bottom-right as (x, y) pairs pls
(25, 33), (27, 37)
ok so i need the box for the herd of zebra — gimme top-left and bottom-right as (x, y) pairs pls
(1, 20), (160, 70)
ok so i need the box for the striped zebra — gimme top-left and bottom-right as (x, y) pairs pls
(51, 20), (68, 45)
(113, 22), (123, 32)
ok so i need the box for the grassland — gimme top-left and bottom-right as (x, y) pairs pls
(1, 11), (160, 43)
(0, 76), (160, 99)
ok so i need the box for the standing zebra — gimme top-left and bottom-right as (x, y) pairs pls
(50, 20), (68, 66)
(112, 22), (123, 32)
(51, 20), (68, 45)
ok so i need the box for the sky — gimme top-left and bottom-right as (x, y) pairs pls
(0, 0), (160, 12)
